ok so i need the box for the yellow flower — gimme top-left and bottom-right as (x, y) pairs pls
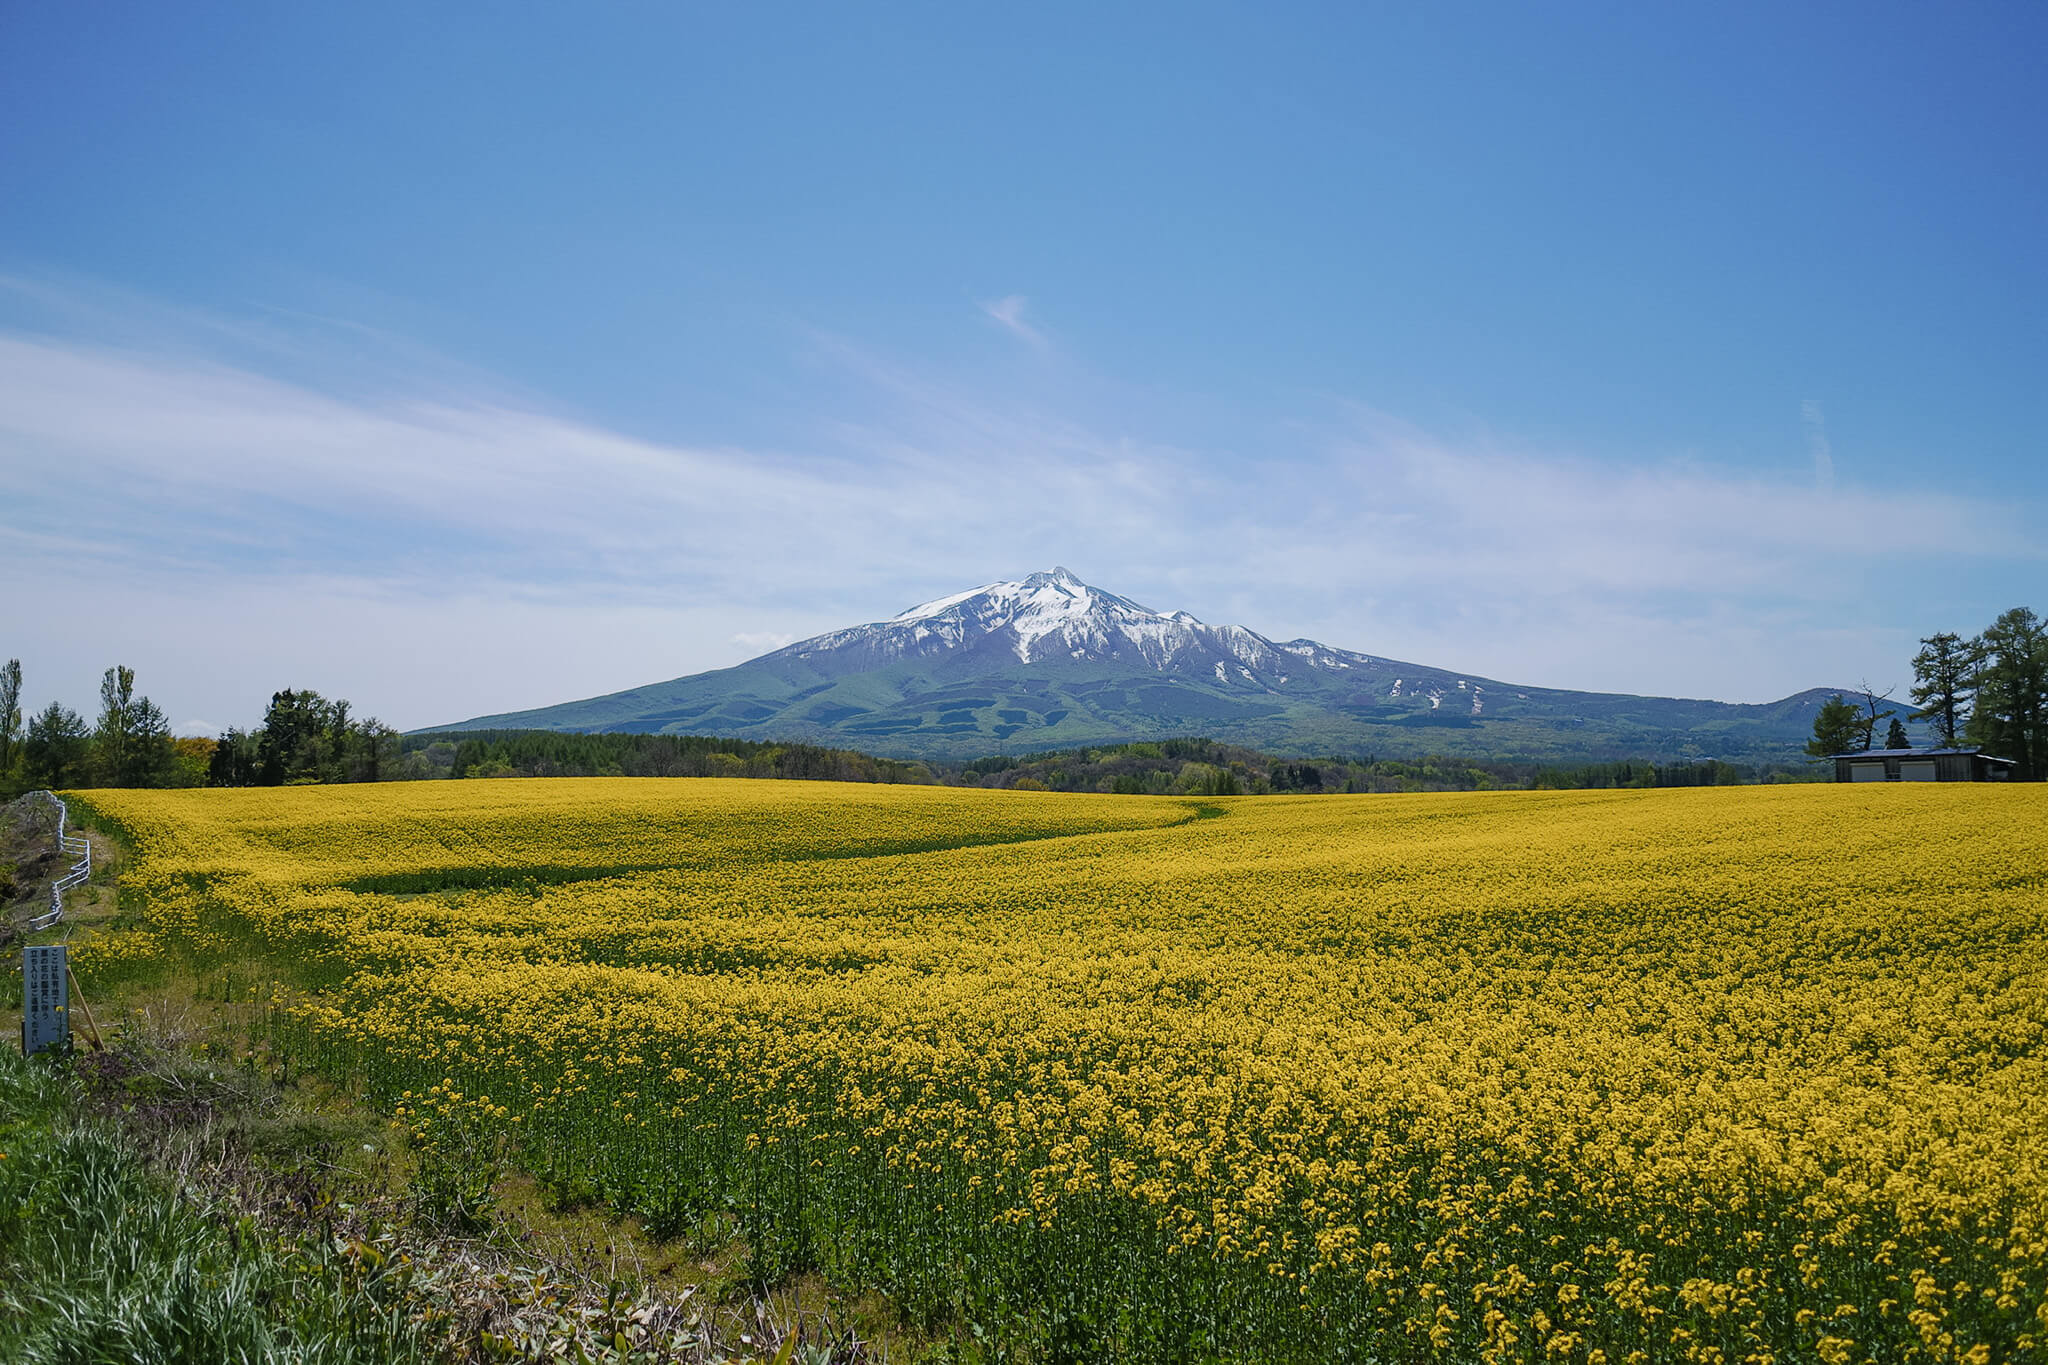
(67, 777), (2048, 1360)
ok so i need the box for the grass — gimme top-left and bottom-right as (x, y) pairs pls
(0, 1040), (426, 1364)
(0, 998), (882, 1363)
(4, 794), (890, 1364)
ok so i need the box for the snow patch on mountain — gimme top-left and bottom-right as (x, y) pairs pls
(773, 568), (1378, 682)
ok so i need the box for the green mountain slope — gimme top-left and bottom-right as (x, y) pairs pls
(427, 657), (1839, 764)
(422, 571), (1843, 763)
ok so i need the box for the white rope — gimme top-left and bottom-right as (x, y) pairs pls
(25, 790), (89, 931)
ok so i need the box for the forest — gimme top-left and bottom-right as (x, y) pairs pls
(8, 604), (2039, 798)
(398, 729), (930, 785)
(947, 737), (1790, 794)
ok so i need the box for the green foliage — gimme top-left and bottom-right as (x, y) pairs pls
(207, 689), (397, 787)
(1179, 763), (1243, 796)
(208, 726), (262, 786)
(0, 1030), (847, 1364)
(1910, 631), (1977, 747)
(93, 664), (137, 784)
(954, 738), (1788, 795)
(432, 650), (1847, 768)
(1904, 606), (2047, 779)
(1967, 606), (2048, 780)
(0, 657), (22, 794)
(1529, 757), (1754, 789)
(1, 662), (179, 790)
(1805, 694), (1867, 761)
(0, 1050), (428, 1365)
(80, 664), (179, 787)
(22, 701), (90, 789)
(258, 689), (398, 785)
(165, 737), (216, 788)
(399, 1093), (501, 1233)
(397, 728), (932, 785)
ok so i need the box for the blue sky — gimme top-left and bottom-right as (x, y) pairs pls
(2, 2), (2043, 733)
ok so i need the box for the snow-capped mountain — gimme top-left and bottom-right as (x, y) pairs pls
(427, 569), (1842, 764)
(766, 567), (1365, 683)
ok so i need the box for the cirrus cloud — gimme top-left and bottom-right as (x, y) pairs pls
(0, 284), (2037, 732)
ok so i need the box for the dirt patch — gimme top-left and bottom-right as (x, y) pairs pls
(0, 793), (64, 942)
(51, 998), (879, 1363)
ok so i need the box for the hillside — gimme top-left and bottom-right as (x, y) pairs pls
(401, 730), (1810, 793)
(425, 569), (1846, 763)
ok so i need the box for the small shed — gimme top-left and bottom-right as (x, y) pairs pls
(1831, 747), (2016, 783)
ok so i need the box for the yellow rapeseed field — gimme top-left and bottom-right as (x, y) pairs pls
(73, 779), (2048, 1364)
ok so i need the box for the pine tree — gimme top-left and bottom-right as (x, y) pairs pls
(257, 688), (335, 785)
(1967, 607), (2047, 779)
(1805, 694), (1866, 760)
(1909, 632), (1977, 746)
(24, 702), (90, 789)
(121, 697), (174, 786)
(1885, 717), (1910, 749)
(209, 728), (262, 787)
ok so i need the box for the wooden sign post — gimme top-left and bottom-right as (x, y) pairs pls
(22, 944), (68, 1056)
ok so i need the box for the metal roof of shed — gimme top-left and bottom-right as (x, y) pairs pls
(1831, 747), (2016, 764)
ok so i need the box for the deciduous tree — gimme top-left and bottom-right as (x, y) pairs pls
(0, 657), (21, 789)
(93, 664), (136, 785)
(1852, 682), (1897, 751)
(89, 665), (177, 787)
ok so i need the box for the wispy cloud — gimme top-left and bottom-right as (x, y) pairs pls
(1, 285), (2038, 730)
(1802, 399), (1835, 493)
(979, 294), (1046, 347)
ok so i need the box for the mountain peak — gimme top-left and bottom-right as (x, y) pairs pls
(781, 569), (1337, 675)
(427, 569), (1836, 765)
(893, 569), (1125, 624)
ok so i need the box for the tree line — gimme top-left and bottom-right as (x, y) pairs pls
(208, 689), (399, 786)
(1805, 605), (2046, 778)
(21, 629), (2035, 801)
(0, 661), (400, 796)
(0, 661), (214, 795)
(397, 730), (930, 784)
(955, 737), (1802, 796)
(0, 657), (930, 794)
(1, 653), (1808, 799)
